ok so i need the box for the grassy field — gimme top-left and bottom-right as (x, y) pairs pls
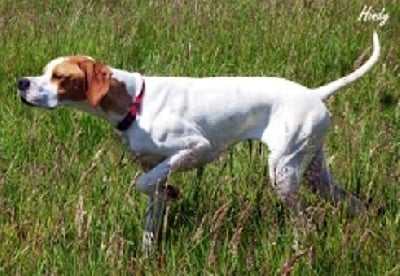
(0, 0), (399, 274)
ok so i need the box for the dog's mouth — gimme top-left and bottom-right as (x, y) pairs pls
(20, 96), (36, 107)
(20, 96), (55, 109)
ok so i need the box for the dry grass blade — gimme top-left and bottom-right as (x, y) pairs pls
(74, 195), (86, 239)
(387, 264), (400, 275)
(105, 228), (125, 269)
(210, 203), (229, 234)
(191, 213), (209, 244)
(208, 203), (229, 266)
(341, 223), (354, 256)
(67, 129), (83, 168)
(229, 202), (252, 257)
(78, 147), (104, 185)
(354, 229), (370, 254)
(280, 246), (313, 276)
(354, 46), (373, 69)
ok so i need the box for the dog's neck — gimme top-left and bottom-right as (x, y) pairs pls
(74, 68), (143, 128)
(109, 68), (142, 98)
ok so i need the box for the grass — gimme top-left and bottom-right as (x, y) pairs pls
(0, 0), (399, 274)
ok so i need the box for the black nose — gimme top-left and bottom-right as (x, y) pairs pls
(18, 78), (30, 90)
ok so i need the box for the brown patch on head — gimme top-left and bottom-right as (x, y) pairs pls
(50, 56), (132, 114)
(51, 56), (91, 102)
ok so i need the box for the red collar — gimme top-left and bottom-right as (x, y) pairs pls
(116, 80), (145, 131)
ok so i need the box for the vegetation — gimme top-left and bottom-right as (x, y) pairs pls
(0, 0), (398, 274)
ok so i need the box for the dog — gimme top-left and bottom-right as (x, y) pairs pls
(17, 32), (380, 253)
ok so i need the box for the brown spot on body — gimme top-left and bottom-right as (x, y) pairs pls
(99, 78), (131, 114)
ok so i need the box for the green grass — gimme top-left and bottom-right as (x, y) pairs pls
(1, 0), (399, 274)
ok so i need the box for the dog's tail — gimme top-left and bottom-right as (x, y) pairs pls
(313, 31), (380, 101)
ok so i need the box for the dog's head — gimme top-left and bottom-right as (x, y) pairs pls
(17, 56), (112, 109)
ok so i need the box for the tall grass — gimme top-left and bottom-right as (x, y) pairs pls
(0, 0), (399, 274)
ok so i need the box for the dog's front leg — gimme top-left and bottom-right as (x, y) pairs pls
(136, 140), (213, 255)
(142, 181), (168, 257)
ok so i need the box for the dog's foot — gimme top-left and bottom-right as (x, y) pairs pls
(346, 195), (368, 217)
(165, 184), (181, 200)
(365, 197), (386, 217)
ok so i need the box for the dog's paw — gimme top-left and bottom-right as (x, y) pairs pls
(142, 231), (155, 257)
(165, 184), (181, 200)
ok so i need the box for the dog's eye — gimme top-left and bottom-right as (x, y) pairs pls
(52, 73), (64, 80)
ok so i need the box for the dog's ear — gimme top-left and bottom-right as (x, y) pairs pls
(78, 60), (111, 106)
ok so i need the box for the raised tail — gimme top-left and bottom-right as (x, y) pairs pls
(313, 31), (380, 101)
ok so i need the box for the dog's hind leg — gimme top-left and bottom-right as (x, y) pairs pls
(262, 105), (331, 212)
(304, 148), (365, 216)
(262, 115), (328, 248)
(263, 127), (318, 213)
(266, 139), (318, 250)
(269, 147), (310, 213)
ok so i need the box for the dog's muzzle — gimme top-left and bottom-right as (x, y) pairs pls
(17, 78), (49, 108)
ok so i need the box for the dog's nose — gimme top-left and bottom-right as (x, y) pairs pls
(18, 78), (30, 90)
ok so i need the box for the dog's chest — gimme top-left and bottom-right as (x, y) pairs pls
(116, 129), (165, 170)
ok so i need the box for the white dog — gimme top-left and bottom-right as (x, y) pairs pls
(17, 32), (380, 253)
